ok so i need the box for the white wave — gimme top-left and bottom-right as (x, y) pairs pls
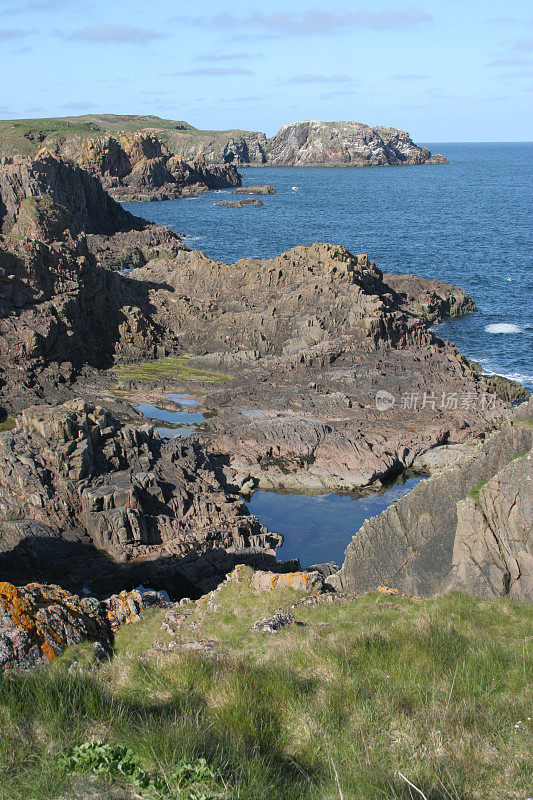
(479, 360), (533, 388)
(484, 323), (522, 334)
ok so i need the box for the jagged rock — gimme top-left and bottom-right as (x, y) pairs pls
(60, 133), (242, 201)
(383, 273), (477, 324)
(2, 115), (446, 168)
(0, 154), (143, 235)
(447, 450), (532, 600)
(0, 581), (145, 670)
(0, 400), (286, 599)
(132, 242), (508, 490)
(329, 400), (533, 599)
(0, 155), (181, 411)
(232, 185), (275, 195)
(215, 197), (263, 207)
(266, 121), (448, 166)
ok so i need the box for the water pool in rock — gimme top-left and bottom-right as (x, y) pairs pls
(135, 393), (204, 438)
(246, 476), (425, 568)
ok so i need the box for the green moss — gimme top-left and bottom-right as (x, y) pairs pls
(113, 356), (232, 384)
(0, 416), (16, 432)
(468, 479), (488, 500)
(514, 416), (533, 429)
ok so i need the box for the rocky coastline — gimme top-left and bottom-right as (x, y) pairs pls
(0, 146), (530, 673)
(1, 114), (448, 172)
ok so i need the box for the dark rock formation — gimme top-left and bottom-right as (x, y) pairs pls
(0, 400), (282, 597)
(232, 185), (275, 195)
(384, 273), (477, 324)
(60, 133), (242, 200)
(215, 198), (263, 207)
(131, 243), (508, 491)
(265, 121), (448, 166)
(0, 154), (143, 235)
(0, 154), (185, 411)
(329, 400), (533, 599)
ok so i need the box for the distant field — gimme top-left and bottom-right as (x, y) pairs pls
(0, 114), (263, 157)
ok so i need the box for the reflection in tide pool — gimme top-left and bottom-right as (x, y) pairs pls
(246, 477), (424, 567)
(135, 394), (204, 438)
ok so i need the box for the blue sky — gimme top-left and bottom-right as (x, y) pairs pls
(1, 0), (532, 140)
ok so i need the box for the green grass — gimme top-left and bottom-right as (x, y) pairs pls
(468, 479), (488, 500)
(512, 451), (528, 460)
(0, 416), (16, 432)
(0, 579), (531, 800)
(113, 356), (232, 384)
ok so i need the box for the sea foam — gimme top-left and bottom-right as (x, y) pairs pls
(484, 323), (522, 334)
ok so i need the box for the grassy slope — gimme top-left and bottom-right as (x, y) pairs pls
(0, 114), (264, 157)
(1, 576), (531, 800)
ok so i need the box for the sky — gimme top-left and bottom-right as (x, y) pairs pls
(0, 0), (532, 141)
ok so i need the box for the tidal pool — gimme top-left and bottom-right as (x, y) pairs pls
(135, 393), (204, 438)
(246, 477), (425, 567)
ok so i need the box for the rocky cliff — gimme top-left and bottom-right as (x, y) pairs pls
(329, 399), (533, 599)
(266, 121), (448, 166)
(0, 154), (186, 411)
(60, 132), (242, 200)
(0, 400), (282, 598)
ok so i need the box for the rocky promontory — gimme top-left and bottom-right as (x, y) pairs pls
(266, 121), (449, 166)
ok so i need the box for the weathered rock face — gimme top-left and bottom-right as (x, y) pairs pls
(0, 400), (279, 569)
(0, 155), (186, 411)
(0, 580), (157, 670)
(60, 133), (242, 200)
(383, 273), (477, 324)
(329, 400), (533, 599)
(265, 121), (448, 166)
(132, 242), (509, 491)
(0, 154), (144, 235)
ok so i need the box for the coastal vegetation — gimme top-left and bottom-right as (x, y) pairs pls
(113, 357), (232, 384)
(0, 580), (530, 800)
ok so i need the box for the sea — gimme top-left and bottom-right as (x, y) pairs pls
(123, 142), (532, 566)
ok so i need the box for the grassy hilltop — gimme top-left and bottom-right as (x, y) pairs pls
(1, 572), (531, 800)
(0, 114), (264, 159)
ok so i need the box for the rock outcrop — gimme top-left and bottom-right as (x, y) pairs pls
(232, 185), (275, 195)
(0, 399), (279, 565)
(60, 133), (242, 201)
(329, 400), (533, 599)
(131, 243), (508, 491)
(0, 154), (186, 411)
(0, 581), (162, 670)
(266, 121), (448, 166)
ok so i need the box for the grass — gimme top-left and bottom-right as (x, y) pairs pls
(113, 356), (232, 384)
(512, 451), (528, 460)
(0, 416), (16, 432)
(0, 576), (531, 800)
(467, 480), (488, 500)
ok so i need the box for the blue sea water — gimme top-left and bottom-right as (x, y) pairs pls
(124, 142), (533, 391)
(125, 143), (532, 566)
